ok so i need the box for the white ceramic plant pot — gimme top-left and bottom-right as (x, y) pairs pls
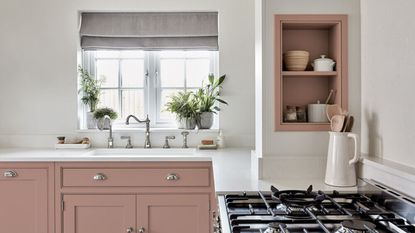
(86, 112), (97, 129)
(176, 118), (196, 130)
(325, 132), (360, 187)
(198, 112), (214, 129)
(96, 118), (111, 130)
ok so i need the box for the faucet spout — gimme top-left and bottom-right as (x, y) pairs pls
(125, 114), (151, 148)
(98, 115), (113, 148)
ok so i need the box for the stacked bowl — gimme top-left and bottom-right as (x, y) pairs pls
(284, 50), (310, 71)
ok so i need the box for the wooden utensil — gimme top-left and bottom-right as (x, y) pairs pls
(341, 115), (350, 132)
(330, 114), (346, 132)
(345, 116), (354, 132)
(326, 104), (342, 122)
(325, 89), (335, 104)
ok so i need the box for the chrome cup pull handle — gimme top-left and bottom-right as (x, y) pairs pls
(4, 170), (17, 177)
(166, 173), (179, 181)
(138, 227), (145, 233)
(126, 227), (134, 233)
(93, 173), (107, 181)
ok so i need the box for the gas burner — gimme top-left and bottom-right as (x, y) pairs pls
(263, 222), (287, 233)
(271, 185), (326, 207)
(336, 220), (377, 233)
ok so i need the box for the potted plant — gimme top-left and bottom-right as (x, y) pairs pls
(93, 107), (118, 129)
(165, 91), (199, 129)
(195, 74), (228, 129)
(78, 66), (102, 129)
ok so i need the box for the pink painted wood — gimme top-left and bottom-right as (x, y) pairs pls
(55, 162), (216, 233)
(62, 167), (210, 187)
(137, 194), (210, 233)
(274, 15), (348, 131)
(0, 163), (54, 233)
(63, 195), (136, 233)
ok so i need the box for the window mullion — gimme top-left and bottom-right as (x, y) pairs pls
(118, 59), (123, 119)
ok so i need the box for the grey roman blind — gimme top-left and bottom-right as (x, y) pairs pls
(79, 12), (218, 50)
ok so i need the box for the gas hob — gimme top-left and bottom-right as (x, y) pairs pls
(218, 179), (415, 233)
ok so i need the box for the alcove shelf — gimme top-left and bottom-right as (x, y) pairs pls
(274, 14), (348, 131)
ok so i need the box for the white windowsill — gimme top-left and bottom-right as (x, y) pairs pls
(77, 128), (220, 133)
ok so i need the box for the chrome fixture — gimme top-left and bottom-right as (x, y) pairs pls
(126, 227), (134, 233)
(121, 136), (133, 148)
(138, 227), (145, 233)
(98, 115), (113, 148)
(163, 136), (175, 149)
(125, 115), (151, 148)
(181, 131), (189, 148)
(3, 170), (17, 177)
(93, 173), (107, 181)
(166, 173), (180, 181)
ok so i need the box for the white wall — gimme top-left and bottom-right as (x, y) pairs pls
(0, 0), (255, 148)
(361, 0), (415, 168)
(259, 0), (361, 178)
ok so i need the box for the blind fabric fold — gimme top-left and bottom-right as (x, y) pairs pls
(80, 12), (219, 50)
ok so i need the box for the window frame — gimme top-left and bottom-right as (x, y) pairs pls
(80, 50), (219, 129)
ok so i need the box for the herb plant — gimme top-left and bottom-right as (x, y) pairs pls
(78, 66), (102, 112)
(93, 107), (118, 120)
(165, 91), (199, 120)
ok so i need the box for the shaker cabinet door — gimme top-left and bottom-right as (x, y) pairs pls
(137, 194), (210, 233)
(0, 168), (49, 233)
(63, 195), (136, 233)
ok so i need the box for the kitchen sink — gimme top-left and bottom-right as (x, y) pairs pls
(86, 148), (196, 156)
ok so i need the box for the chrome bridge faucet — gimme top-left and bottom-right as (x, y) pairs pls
(97, 115), (113, 148)
(125, 115), (151, 148)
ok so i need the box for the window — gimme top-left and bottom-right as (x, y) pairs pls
(81, 50), (218, 128)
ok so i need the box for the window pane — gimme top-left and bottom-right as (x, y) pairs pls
(185, 51), (210, 58)
(96, 51), (120, 58)
(160, 59), (185, 87)
(96, 60), (119, 88)
(122, 89), (145, 119)
(160, 51), (185, 58)
(186, 59), (210, 87)
(120, 50), (144, 58)
(98, 89), (119, 116)
(160, 89), (183, 121)
(121, 59), (145, 87)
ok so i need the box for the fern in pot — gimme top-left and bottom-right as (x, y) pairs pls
(165, 91), (199, 129)
(195, 74), (227, 129)
(94, 107), (118, 129)
(78, 66), (102, 129)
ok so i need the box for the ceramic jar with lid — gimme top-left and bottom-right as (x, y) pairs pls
(312, 55), (336, 71)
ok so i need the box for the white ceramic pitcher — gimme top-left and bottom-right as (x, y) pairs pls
(325, 132), (360, 187)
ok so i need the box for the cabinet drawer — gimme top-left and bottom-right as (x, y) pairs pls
(62, 168), (210, 187)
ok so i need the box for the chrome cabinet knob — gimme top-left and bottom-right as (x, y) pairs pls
(93, 173), (107, 181)
(126, 227), (134, 233)
(138, 227), (145, 233)
(166, 173), (179, 181)
(3, 170), (17, 177)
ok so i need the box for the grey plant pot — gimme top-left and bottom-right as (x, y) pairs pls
(177, 117), (196, 129)
(86, 112), (97, 129)
(96, 118), (111, 130)
(198, 112), (214, 129)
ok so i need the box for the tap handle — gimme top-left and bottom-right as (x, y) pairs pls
(120, 136), (133, 148)
(163, 136), (175, 149)
(181, 131), (189, 148)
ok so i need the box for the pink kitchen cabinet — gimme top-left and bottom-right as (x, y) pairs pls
(63, 195), (136, 233)
(56, 162), (216, 233)
(137, 194), (211, 233)
(0, 163), (54, 233)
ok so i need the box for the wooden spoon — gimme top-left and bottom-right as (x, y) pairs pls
(330, 114), (346, 132)
(326, 104), (342, 122)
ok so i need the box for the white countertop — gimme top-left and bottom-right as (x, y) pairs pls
(0, 148), (357, 194)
